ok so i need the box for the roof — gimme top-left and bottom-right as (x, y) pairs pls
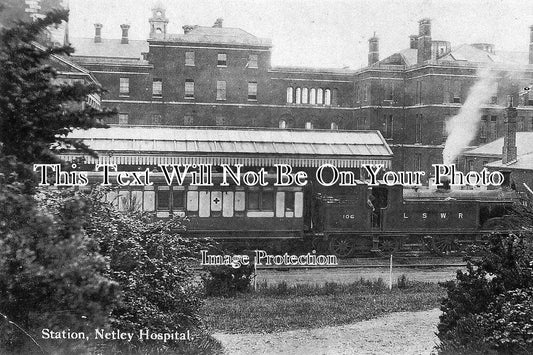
(486, 152), (533, 170)
(70, 38), (149, 59)
(161, 26), (271, 47)
(464, 132), (533, 157)
(376, 44), (529, 68)
(61, 126), (393, 168)
(439, 44), (528, 65)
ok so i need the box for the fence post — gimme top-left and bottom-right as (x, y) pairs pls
(389, 254), (393, 291)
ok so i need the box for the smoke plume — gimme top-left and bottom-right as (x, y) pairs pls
(442, 67), (498, 165)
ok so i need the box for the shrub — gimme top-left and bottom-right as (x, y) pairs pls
(83, 188), (222, 354)
(437, 202), (533, 354)
(202, 259), (255, 297)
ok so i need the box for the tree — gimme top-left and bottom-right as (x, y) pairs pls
(0, 10), (118, 354)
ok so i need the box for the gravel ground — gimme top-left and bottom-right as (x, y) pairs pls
(213, 308), (441, 355)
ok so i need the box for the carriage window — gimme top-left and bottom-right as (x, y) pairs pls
(172, 190), (185, 209)
(248, 191), (260, 210)
(157, 189), (170, 210)
(262, 191), (274, 210)
(285, 192), (295, 211)
(248, 190), (274, 211)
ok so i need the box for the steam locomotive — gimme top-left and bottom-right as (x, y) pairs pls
(102, 171), (518, 258)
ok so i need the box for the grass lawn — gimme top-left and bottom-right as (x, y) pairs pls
(203, 280), (445, 333)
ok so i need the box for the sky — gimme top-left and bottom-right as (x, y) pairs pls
(68, 0), (533, 69)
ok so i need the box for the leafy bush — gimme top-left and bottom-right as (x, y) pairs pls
(202, 257), (255, 297)
(84, 188), (222, 354)
(437, 202), (533, 354)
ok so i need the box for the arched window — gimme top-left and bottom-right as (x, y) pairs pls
(330, 122), (338, 130)
(310, 88), (316, 105)
(332, 89), (338, 106)
(279, 120), (287, 129)
(286, 87), (293, 103)
(302, 88), (308, 104)
(317, 88), (324, 105)
(324, 89), (331, 105)
(305, 121), (313, 129)
(295, 87), (301, 104)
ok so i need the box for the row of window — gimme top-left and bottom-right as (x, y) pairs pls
(185, 52), (259, 69)
(286, 87), (337, 106)
(111, 186), (303, 218)
(123, 79), (259, 101)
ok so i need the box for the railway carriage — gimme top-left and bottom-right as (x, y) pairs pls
(65, 126), (518, 257)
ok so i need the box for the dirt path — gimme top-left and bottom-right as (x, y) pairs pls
(213, 308), (440, 355)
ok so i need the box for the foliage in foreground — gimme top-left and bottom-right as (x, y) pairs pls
(82, 188), (223, 354)
(437, 202), (533, 355)
(204, 279), (444, 333)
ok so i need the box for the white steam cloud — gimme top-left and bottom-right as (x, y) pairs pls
(442, 67), (498, 165)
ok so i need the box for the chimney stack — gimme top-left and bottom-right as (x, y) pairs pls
(502, 97), (518, 164)
(417, 18), (432, 64)
(368, 34), (379, 66)
(120, 24), (130, 44)
(409, 35), (418, 49)
(94, 23), (102, 43)
(529, 25), (533, 65)
(183, 25), (195, 34)
(213, 18), (223, 28)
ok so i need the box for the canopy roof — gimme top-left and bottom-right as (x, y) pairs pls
(62, 126), (393, 168)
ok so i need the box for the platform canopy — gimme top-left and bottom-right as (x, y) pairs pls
(61, 126), (393, 168)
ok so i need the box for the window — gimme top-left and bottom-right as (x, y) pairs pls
(332, 88), (339, 106)
(302, 88), (308, 104)
(453, 81), (461, 103)
(248, 82), (257, 101)
(305, 121), (313, 129)
(285, 192), (295, 211)
(248, 54), (258, 68)
(330, 122), (338, 130)
(152, 114), (162, 125)
(216, 81), (226, 100)
(157, 188), (185, 211)
(172, 190), (185, 209)
(415, 153), (422, 171)
(215, 116), (225, 126)
(324, 89), (331, 105)
(185, 80), (194, 99)
(279, 120), (287, 129)
(287, 87), (294, 103)
(480, 116), (488, 138)
(415, 114), (422, 143)
(157, 188), (170, 210)
(217, 53), (227, 66)
(416, 81), (422, 104)
(490, 115), (497, 139)
(442, 116), (449, 139)
(152, 79), (162, 98)
(183, 115), (193, 125)
(385, 115), (393, 139)
(317, 88), (323, 105)
(385, 83), (393, 101)
(119, 77), (129, 96)
(118, 113), (128, 125)
(491, 95), (498, 105)
(310, 88), (316, 105)
(248, 190), (274, 211)
(295, 87), (301, 104)
(185, 51), (195, 66)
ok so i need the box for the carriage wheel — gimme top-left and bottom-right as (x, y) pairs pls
(431, 236), (462, 255)
(329, 236), (355, 258)
(378, 238), (403, 255)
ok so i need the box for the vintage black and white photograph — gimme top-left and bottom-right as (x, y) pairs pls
(1, 0), (533, 354)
